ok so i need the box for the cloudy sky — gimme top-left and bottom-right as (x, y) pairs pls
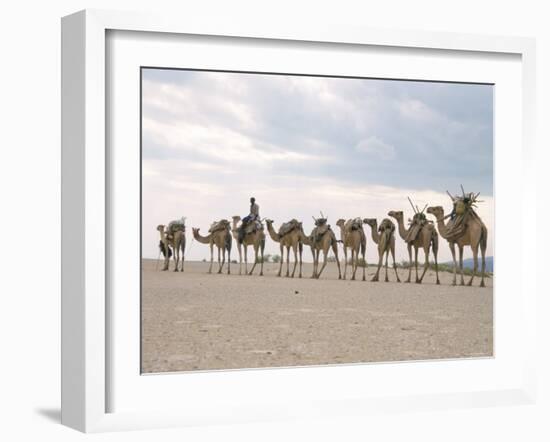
(142, 68), (493, 264)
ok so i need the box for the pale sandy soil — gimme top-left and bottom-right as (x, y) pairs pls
(141, 259), (493, 373)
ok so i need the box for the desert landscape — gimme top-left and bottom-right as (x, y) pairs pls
(141, 259), (493, 374)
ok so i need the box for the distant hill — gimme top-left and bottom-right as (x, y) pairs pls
(444, 256), (493, 272)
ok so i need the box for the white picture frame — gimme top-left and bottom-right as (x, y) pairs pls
(61, 9), (537, 433)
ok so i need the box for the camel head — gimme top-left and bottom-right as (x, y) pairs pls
(379, 218), (395, 232)
(191, 227), (200, 235)
(232, 215), (241, 222)
(387, 210), (403, 221)
(336, 219), (345, 228)
(157, 224), (166, 232)
(265, 219), (274, 225)
(427, 206), (445, 220)
(363, 218), (376, 228)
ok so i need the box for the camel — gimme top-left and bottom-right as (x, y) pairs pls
(191, 224), (232, 274)
(335, 218), (366, 281)
(388, 206), (440, 284)
(363, 218), (401, 282)
(157, 224), (185, 272)
(297, 219), (342, 279)
(427, 194), (487, 287)
(265, 219), (303, 278)
(231, 216), (266, 276)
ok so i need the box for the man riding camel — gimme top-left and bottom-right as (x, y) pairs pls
(239, 197), (260, 243)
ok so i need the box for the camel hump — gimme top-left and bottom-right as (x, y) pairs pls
(344, 217), (363, 232)
(209, 219), (230, 233)
(167, 219), (186, 233)
(278, 219), (300, 236)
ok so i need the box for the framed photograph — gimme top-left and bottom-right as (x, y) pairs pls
(61, 9), (537, 433)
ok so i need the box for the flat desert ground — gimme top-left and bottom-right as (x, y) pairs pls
(141, 259), (493, 373)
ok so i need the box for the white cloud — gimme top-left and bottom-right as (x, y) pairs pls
(397, 98), (439, 122)
(355, 136), (396, 160)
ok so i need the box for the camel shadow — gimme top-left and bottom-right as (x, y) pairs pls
(35, 407), (61, 423)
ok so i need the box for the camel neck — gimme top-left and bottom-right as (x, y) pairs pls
(266, 223), (280, 242)
(299, 230), (313, 246)
(435, 214), (451, 239)
(395, 217), (409, 241)
(193, 231), (211, 244)
(368, 223), (380, 244)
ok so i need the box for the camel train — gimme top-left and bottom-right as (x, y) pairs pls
(156, 188), (488, 287)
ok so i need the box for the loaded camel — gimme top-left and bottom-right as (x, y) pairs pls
(427, 188), (488, 287)
(157, 224), (185, 272)
(231, 216), (266, 276)
(298, 216), (342, 280)
(363, 218), (401, 282)
(335, 218), (366, 281)
(389, 199), (440, 284)
(191, 220), (232, 274)
(265, 219), (303, 278)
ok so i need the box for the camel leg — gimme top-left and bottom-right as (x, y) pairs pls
(207, 244), (213, 274)
(351, 249), (357, 281)
(350, 248), (357, 281)
(277, 244), (283, 277)
(414, 247), (420, 283)
(173, 248), (179, 272)
(248, 245), (258, 275)
(162, 242), (169, 271)
(260, 239), (265, 276)
(391, 244), (400, 282)
(342, 247), (348, 280)
(332, 241), (342, 280)
(311, 249), (318, 278)
(467, 244), (479, 286)
(480, 241), (486, 287)
(291, 244), (298, 278)
(449, 242), (457, 285)
(217, 247), (223, 274)
(286, 246), (290, 278)
(362, 247), (366, 282)
(458, 246), (465, 285)
(384, 250), (390, 282)
(372, 250), (383, 282)
(406, 244), (412, 283)
(433, 246), (440, 285)
(181, 243), (185, 272)
(244, 246), (248, 275)
(317, 249), (329, 279)
(418, 246), (430, 283)
(227, 246), (231, 275)
(298, 245), (303, 278)
(260, 243), (264, 277)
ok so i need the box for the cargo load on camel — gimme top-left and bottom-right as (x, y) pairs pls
(344, 217), (363, 232)
(243, 219), (263, 235)
(167, 217), (186, 234)
(278, 218), (301, 237)
(208, 219), (231, 233)
(403, 198), (433, 243)
(444, 188), (485, 242)
(405, 212), (430, 243)
(311, 215), (331, 244)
